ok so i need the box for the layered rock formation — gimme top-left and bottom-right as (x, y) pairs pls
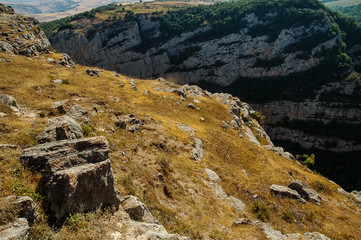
(0, 4), (51, 56)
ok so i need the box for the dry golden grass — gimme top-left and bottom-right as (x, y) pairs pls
(0, 52), (360, 239)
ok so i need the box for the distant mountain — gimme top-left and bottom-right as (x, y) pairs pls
(329, 3), (361, 22)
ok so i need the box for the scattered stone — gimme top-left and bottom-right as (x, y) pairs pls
(270, 184), (305, 203)
(200, 117), (205, 122)
(0, 112), (6, 117)
(194, 99), (201, 104)
(351, 190), (361, 204)
(145, 90), (150, 95)
(205, 168), (221, 183)
(0, 144), (18, 149)
(156, 77), (166, 82)
(114, 72), (120, 78)
(0, 58), (12, 62)
(221, 121), (228, 129)
(242, 169), (248, 177)
(38, 115), (83, 143)
(289, 181), (322, 204)
(52, 99), (72, 113)
(51, 79), (63, 84)
(303, 232), (331, 240)
(192, 137), (203, 162)
(180, 96), (186, 101)
(86, 69), (101, 77)
(20, 136), (120, 222)
(176, 123), (194, 133)
(187, 103), (195, 109)
(119, 82), (124, 88)
(108, 125), (115, 133)
(130, 79), (137, 90)
(5, 196), (39, 225)
(120, 195), (159, 224)
(0, 218), (30, 240)
(68, 104), (91, 125)
(0, 92), (18, 109)
(46, 58), (56, 64)
(172, 89), (186, 99)
(238, 133), (244, 138)
(113, 114), (144, 133)
(227, 196), (245, 212)
(58, 53), (75, 68)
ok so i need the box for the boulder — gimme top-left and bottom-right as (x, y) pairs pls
(351, 190), (361, 204)
(130, 79), (137, 90)
(44, 160), (120, 222)
(5, 196), (39, 225)
(0, 218), (30, 240)
(288, 181), (322, 204)
(120, 195), (159, 224)
(20, 136), (109, 173)
(52, 99), (72, 113)
(192, 137), (203, 162)
(227, 196), (245, 212)
(205, 168), (221, 183)
(114, 114), (144, 133)
(68, 104), (91, 124)
(270, 184), (305, 203)
(0, 92), (18, 109)
(86, 69), (101, 77)
(187, 103), (195, 110)
(38, 115), (83, 143)
(303, 232), (331, 240)
(58, 53), (74, 68)
(20, 136), (120, 222)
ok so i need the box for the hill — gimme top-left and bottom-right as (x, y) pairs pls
(329, 3), (361, 22)
(1, 3), (361, 240)
(46, 0), (361, 191)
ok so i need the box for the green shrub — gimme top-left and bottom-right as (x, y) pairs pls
(296, 153), (315, 166)
(252, 200), (270, 221)
(282, 209), (295, 223)
(82, 125), (94, 137)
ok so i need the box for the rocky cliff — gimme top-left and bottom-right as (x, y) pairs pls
(1, 4), (361, 238)
(47, 0), (361, 191)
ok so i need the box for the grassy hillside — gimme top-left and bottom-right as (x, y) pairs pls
(1, 51), (361, 239)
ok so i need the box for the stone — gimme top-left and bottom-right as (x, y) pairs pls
(350, 190), (361, 204)
(114, 72), (120, 78)
(200, 117), (205, 122)
(52, 99), (72, 113)
(187, 103), (195, 109)
(172, 89), (186, 99)
(0, 92), (18, 109)
(0, 112), (6, 117)
(270, 184), (305, 203)
(44, 160), (120, 222)
(221, 121), (228, 129)
(0, 218), (30, 240)
(86, 69), (101, 77)
(38, 115), (84, 143)
(51, 79), (63, 84)
(303, 232), (331, 240)
(242, 169), (248, 177)
(130, 79), (137, 90)
(0, 58), (12, 62)
(5, 196), (39, 225)
(68, 104), (91, 124)
(114, 114), (144, 133)
(20, 136), (109, 173)
(288, 181), (322, 204)
(227, 196), (245, 212)
(145, 90), (151, 95)
(192, 137), (203, 162)
(58, 53), (75, 68)
(205, 168), (221, 183)
(0, 144), (18, 149)
(120, 195), (159, 224)
(46, 58), (56, 63)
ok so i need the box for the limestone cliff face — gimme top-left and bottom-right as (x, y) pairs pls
(49, 14), (345, 86)
(0, 4), (51, 56)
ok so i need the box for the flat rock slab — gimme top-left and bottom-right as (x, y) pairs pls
(20, 136), (109, 173)
(120, 195), (159, 224)
(270, 184), (305, 203)
(0, 218), (30, 240)
(288, 181), (322, 204)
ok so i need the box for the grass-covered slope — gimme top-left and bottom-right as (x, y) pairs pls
(1, 52), (361, 239)
(330, 3), (361, 22)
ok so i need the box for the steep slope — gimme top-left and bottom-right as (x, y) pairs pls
(46, 0), (361, 191)
(1, 4), (361, 240)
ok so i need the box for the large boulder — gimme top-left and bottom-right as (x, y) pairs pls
(270, 184), (305, 203)
(20, 136), (120, 222)
(38, 115), (83, 143)
(44, 160), (120, 222)
(86, 69), (101, 77)
(52, 99), (72, 113)
(288, 181), (322, 204)
(0, 218), (30, 240)
(120, 195), (159, 224)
